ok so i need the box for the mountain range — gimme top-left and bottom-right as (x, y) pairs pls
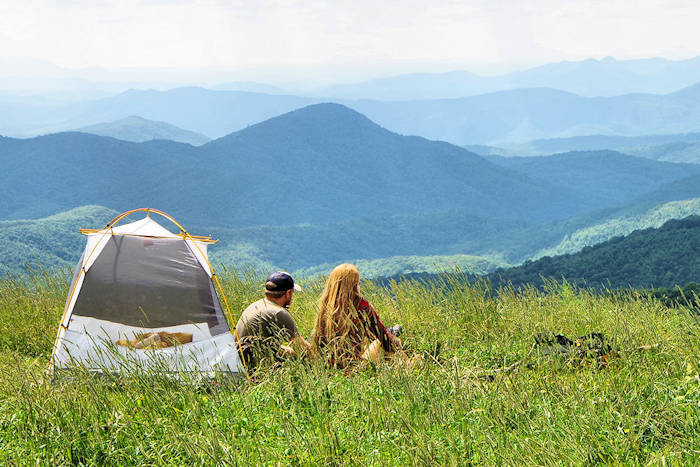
(6, 78), (700, 146)
(5, 103), (699, 226)
(309, 56), (700, 100)
(7, 56), (700, 101)
(2, 103), (699, 278)
(0, 103), (605, 226)
(349, 83), (700, 145)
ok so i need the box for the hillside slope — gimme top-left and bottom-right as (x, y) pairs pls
(0, 133), (193, 220)
(4, 199), (699, 278)
(533, 198), (700, 259)
(489, 216), (700, 289)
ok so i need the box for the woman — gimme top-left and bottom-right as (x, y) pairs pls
(311, 263), (402, 367)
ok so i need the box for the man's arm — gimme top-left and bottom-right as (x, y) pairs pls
(276, 309), (310, 357)
(280, 335), (312, 357)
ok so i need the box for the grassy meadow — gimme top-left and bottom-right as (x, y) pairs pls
(0, 268), (698, 465)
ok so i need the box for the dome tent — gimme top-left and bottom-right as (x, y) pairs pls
(49, 208), (247, 377)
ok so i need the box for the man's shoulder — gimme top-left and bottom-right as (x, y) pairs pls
(243, 298), (286, 315)
(245, 298), (266, 309)
(241, 298), (265, 315)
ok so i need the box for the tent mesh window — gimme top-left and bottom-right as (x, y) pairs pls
(71, 235), (229, 336)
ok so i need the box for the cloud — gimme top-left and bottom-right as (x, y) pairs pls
(0, 0), (698, 75)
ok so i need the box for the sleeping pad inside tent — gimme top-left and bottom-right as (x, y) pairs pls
(49, 208), (247, 376)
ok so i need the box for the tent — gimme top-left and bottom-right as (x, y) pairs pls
(49, 208), (247, 377)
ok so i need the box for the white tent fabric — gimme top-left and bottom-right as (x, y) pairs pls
(50, 212), (245, 376)
(54, 323), (240, 373)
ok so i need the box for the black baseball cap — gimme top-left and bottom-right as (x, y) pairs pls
(265, 271), (301, 292)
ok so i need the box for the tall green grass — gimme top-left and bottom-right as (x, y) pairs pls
(0, 269), (698, 465)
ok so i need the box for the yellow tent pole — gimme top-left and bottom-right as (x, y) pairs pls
(104, 208), (189, 233)
(78, 230), (217, 243)
(47, 267), (84, 376)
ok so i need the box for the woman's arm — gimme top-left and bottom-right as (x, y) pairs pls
(356, 297), (398, 353)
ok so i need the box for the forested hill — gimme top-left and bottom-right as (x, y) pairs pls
(0, 206), (118, 272)
(488, 216), (700, 289)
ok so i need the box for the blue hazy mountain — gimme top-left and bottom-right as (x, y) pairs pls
(624, 142), (700, 164)
(484, 151), (700, 207)
(6, 81), (700, 145)
(491, 132), (700, 159)
(312, 56), (700, 99)
(76, 116), (211, 145)
(0, 87), (318, 138)
(0, 103), (591, 227)
(349, 83), (700, 145)
(3, 103), (697, 226)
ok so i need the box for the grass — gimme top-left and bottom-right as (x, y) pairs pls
(0, 269), (698, 465)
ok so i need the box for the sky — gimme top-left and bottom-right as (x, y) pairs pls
(0, 0), (699, 83)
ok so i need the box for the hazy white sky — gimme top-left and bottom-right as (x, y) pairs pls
(1, 0), (699, 81)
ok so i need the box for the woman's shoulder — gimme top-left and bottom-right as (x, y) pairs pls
(354, 296), (372, 311)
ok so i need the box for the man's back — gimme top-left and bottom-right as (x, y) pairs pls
(236, 298), (299, 367)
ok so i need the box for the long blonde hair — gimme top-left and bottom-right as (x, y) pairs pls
(311, 263), (362, 364)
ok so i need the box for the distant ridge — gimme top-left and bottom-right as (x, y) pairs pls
(8, 78), (700, 144)
(77, 116), (211, 145)
(348, 83), (700, 145)
(312, 56), (700, 99)
(497, 132), (700, 160)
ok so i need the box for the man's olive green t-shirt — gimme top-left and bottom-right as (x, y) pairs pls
(235, 298), (300, 366)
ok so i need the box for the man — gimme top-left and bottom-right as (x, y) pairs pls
(235, 271), (311, 369)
